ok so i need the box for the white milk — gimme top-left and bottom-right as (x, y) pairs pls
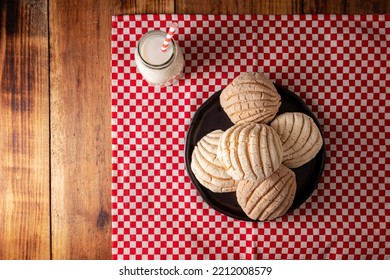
(135, 30), (184, 86)
(141, 35), (173, 65)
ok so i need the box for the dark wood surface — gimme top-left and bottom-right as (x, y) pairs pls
(1, 0), (389, 260)
(0, 0), (50, 260)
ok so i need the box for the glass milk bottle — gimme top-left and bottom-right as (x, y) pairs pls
(134, 30), (184, 86)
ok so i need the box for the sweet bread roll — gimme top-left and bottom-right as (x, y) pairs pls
(270, 112), (323, 168)
(217, 122), (283, 182)
(236, 165), (297, 221)
(220, 72), (281, 125)
(191, 130), (238, 192)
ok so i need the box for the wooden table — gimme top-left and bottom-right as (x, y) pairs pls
(0, 0), (389, 260)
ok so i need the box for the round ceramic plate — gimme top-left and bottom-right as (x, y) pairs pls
(184, 84), (326, 221)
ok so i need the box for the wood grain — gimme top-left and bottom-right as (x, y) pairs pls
(49, 0), (113, 259)
(345, 0), (390, 14)
(0, 0), (50, 259)
(113, 0), (174, 15)
(176, 0), (302, 14)
(303, 0), (390, 14)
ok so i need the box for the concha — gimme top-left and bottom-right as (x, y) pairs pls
(236, 165), (297, 221)
(270, 112), (323, 168)
(220, 72), (281, 125)
(217, 122), (283, 182)
(191, 130), (238, 193)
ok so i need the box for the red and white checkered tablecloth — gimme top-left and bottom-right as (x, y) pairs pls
(111, 14), (390, 260)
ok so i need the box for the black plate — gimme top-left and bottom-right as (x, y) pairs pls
(184, 84), (326, 221)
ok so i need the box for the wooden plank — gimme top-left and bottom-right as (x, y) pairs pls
(113, 0), (174, 14)
(175, 0), (302, 14)
(303, 0), (346, 14)
(344, 0), (390, 14)
(49, 0), (114, 259)
(0, 0), (50, 259)
(302, 0), (390, 14)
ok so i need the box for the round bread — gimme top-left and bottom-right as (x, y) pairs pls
(270, 112), (323, 168)
(220, 72), (281, 125)
(191, 130), (238, 193)
(217, 122), (283, 182)
(236, 165), (297, 221)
